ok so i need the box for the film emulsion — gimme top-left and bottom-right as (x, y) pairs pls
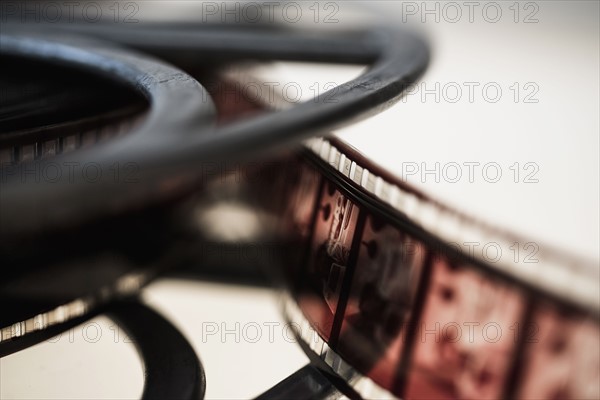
(297, 182), (360, 341)
(274, 150), (598, 399)
(337, 215), (425, 390)
(515, 303), (600, 399)
(403, 256), (526, 399)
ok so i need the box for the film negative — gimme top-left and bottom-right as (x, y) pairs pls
(266, 142), (599, 399)
(212, 66), (597, 398)
(202, 69), (600, 399)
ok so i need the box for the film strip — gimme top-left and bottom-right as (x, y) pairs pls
(210, 66), (599, 399)
(267, 141), (599, 399)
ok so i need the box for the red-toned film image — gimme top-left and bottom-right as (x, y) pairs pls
(515, 303), (599, 399)
(404, 256), (526, 400)
(337, 215), (426, 390)
(298, 182), (360, 341)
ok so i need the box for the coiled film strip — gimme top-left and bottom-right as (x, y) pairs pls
(266, 140), (599, 399)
